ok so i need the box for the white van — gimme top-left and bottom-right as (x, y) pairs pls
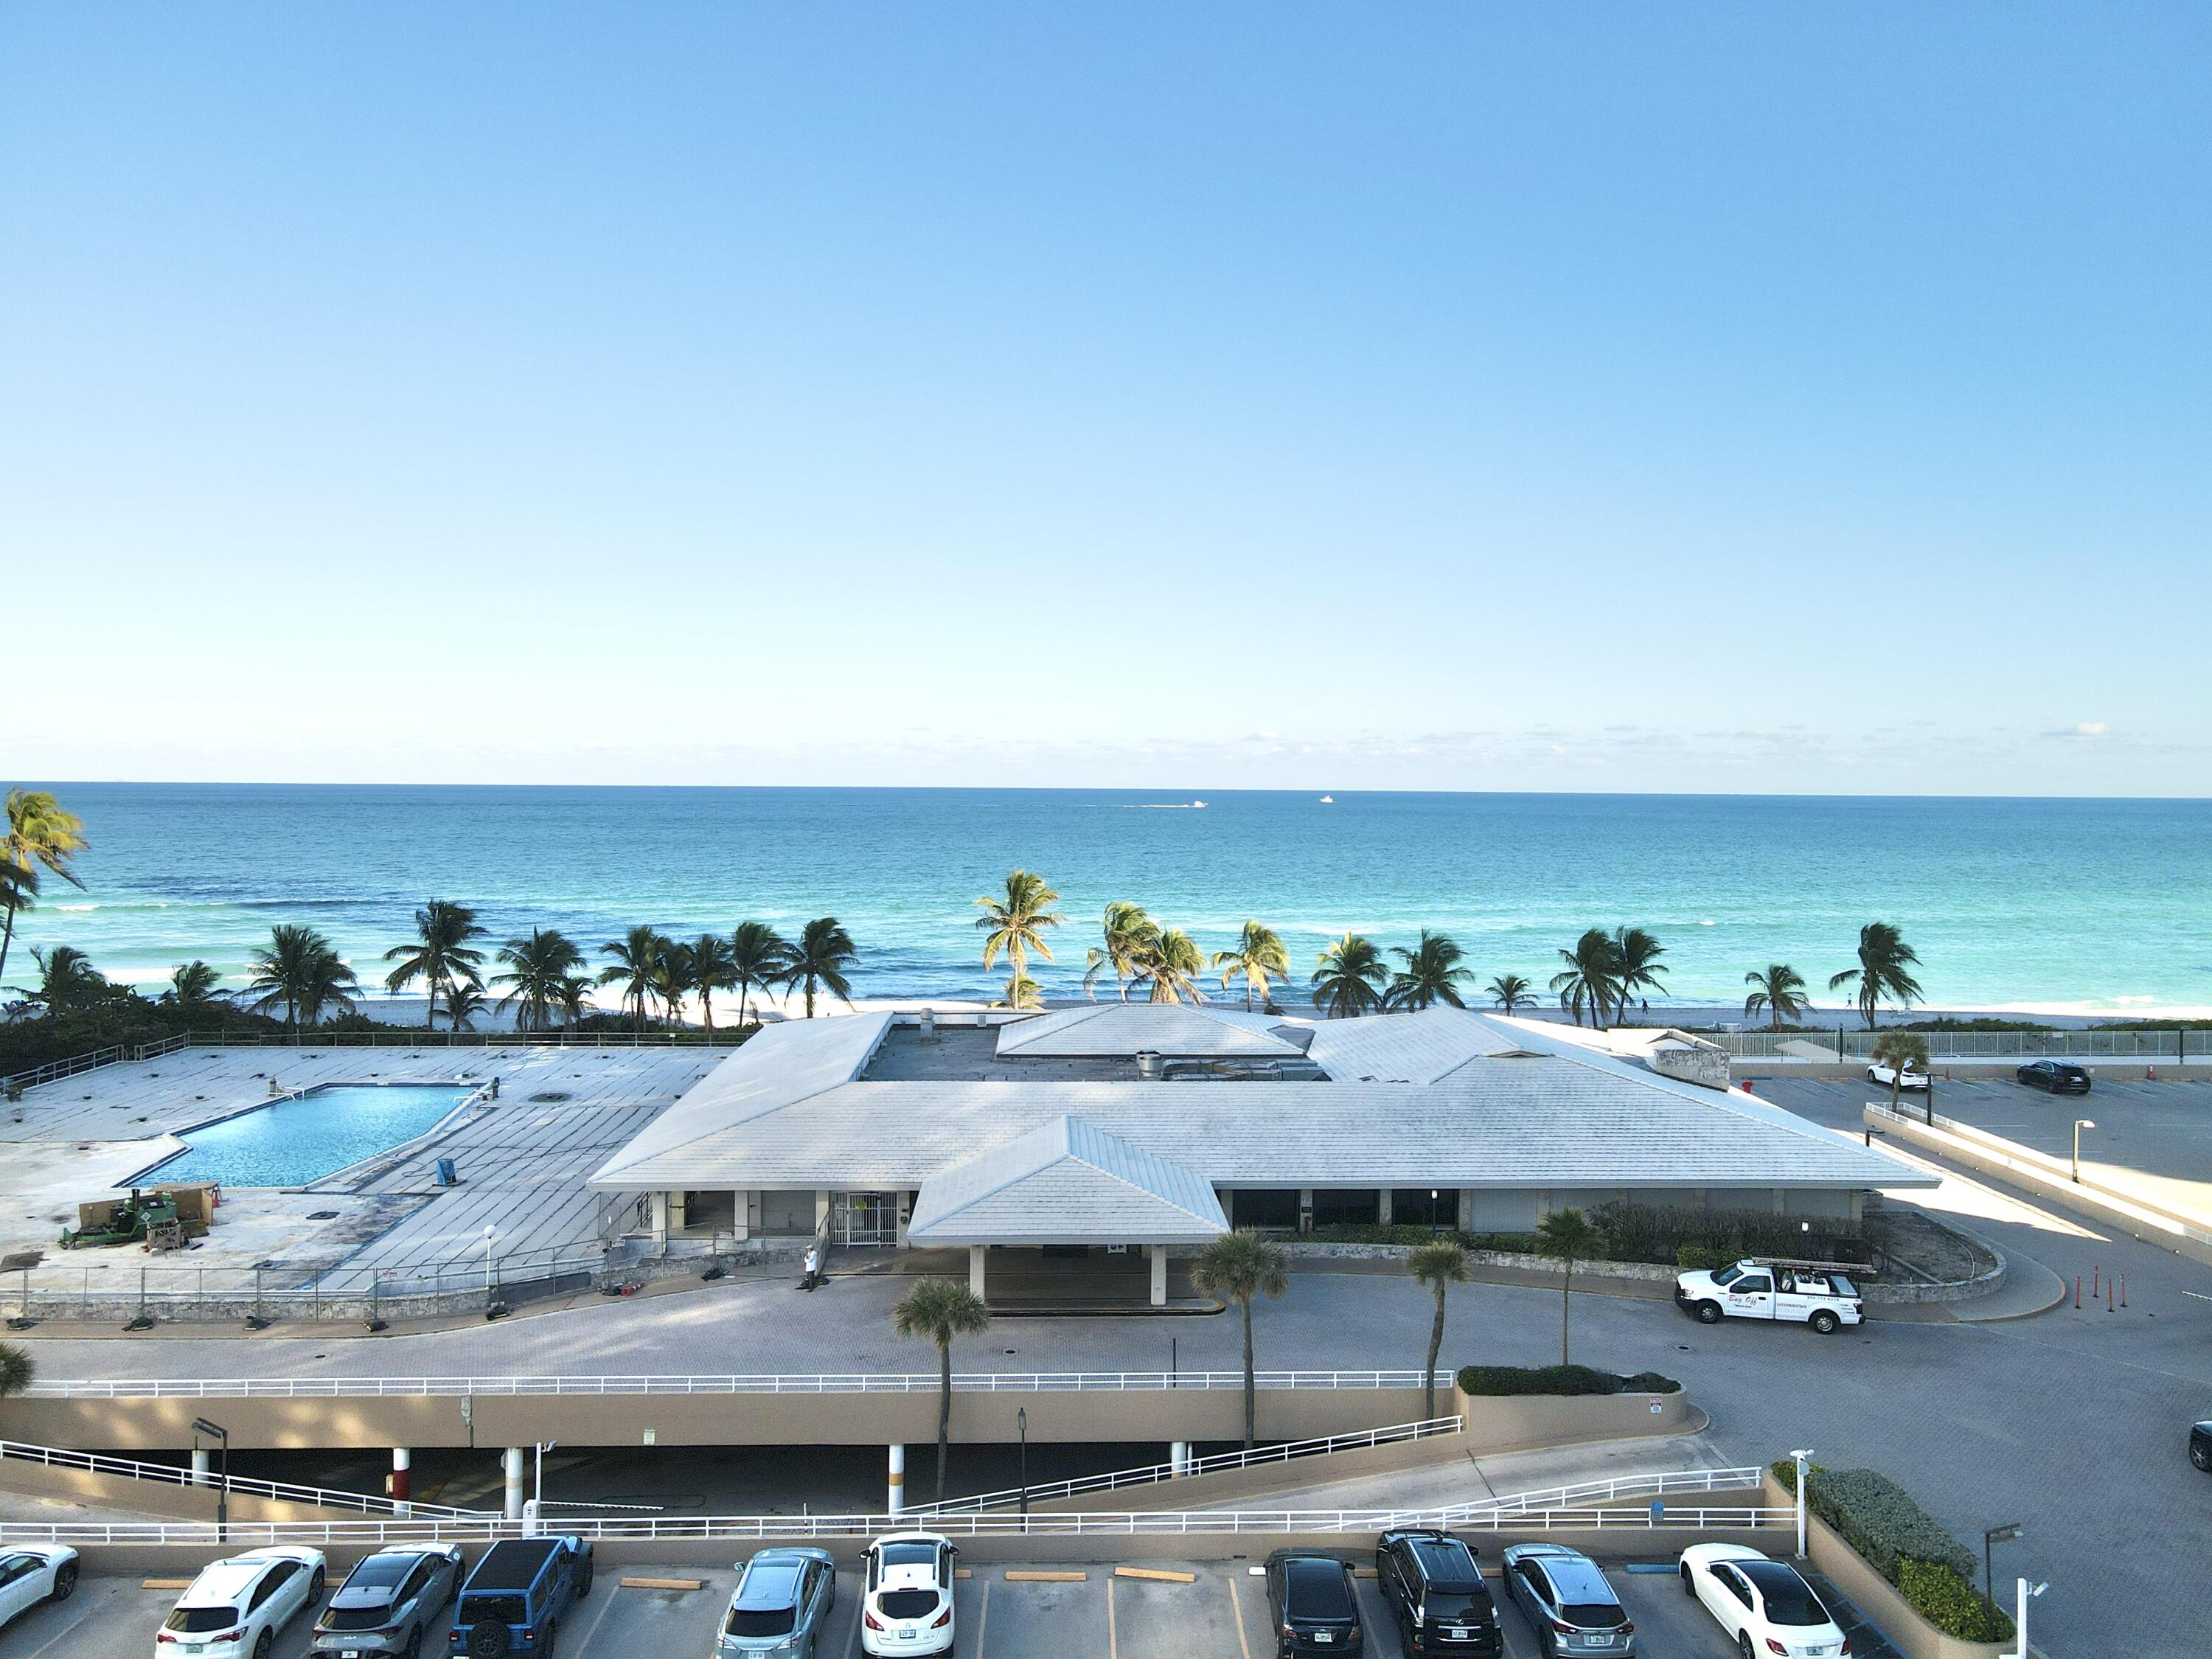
(1673, 1259), (1865, 1334)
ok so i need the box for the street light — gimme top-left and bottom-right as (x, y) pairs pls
(192, 1417), (229, 1543)
(1017, 1408), (1029, 1517)
(1983, 1522), (2022, 1601)
(1790, 1448), (1814, 1559)
(2008, 1579), (2047, 1659)
(2072, 1120), (2096, 1184)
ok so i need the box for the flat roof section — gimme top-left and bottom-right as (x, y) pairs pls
(995, 1004), (1308, 1060)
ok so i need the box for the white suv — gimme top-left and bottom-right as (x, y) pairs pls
(1673, 1259), (1865, 1335)
(156, 1547), (326, 1658)
(859, 1532), (957, 1656)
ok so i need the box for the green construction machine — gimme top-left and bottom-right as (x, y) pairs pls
(60, 1192), (185, 1251)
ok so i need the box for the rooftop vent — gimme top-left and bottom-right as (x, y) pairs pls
(1135, 1048), (1164, 1081)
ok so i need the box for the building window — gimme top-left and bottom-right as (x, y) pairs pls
(1228, 1189), (1298, 1228)
(1390, 1188), (1458, 1228)
(1312, 1189), (1380, 1227)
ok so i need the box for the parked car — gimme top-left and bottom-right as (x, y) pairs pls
(0, 1544), (78, 1630)
(312, 1543), (464, 1658)
(1263, 1550), (1362, 1657)
(157, 1547), (327, 1659)
(447, 1535), (592, 1659)
(721, 1548), (838, 1659)
(1863, 1060), (1928, 1091)
(1374, 1529), (1500, 1657)
(1679, 1544), (1849, 1658)
(2189, 1420), (2212, 1472)
(1499, 1544), (1634, 1659)
(858, 1532), (956, 1658)
(1674, 1259), (1865, 1334)
(2017, 1060), (2091, 1094)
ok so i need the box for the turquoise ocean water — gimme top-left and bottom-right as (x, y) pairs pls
(9, 785), (2211, 1016)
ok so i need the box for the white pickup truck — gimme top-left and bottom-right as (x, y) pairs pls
(1673, 1259), (1865, 1334)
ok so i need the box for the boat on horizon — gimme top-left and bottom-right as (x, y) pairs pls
(1319, 794), (1335, 804)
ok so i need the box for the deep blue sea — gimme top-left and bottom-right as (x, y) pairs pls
(9, 785), (2211, 1016)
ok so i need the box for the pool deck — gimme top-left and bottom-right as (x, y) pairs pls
(0, 1045), (725, 1294)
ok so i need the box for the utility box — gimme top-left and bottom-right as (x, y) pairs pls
(151, 1183), (219, 1236)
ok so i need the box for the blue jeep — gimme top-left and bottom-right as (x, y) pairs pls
(449, 1535), (594, 1658)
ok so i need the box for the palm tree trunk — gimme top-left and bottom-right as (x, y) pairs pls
(1424, 1286), (1446, 1420)
(425, 975), (438, 1030)
(936, 1338), (953, 1501)
(1559, 1262), (1573, 1365)
(1240, 1295), (1256, 1449)
(701, 989), (714, 1034)
(0, 897), (17, 987)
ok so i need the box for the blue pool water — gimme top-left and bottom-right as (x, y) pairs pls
(145, 1083), (478, 1188)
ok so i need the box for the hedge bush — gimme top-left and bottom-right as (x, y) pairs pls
(1675, 1244), (1728, 1271)
(1456, 1365), (1680, 1397)
(1770, 1460), (2011, 1643)
(1306, 1224), (1548, 1253)
(1597, 1202), (1871, 1267)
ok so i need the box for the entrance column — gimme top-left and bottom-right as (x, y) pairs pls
(967, 1245), (987, 1299)
(390, 1447), (411, 1517)
(501, 1447), (526, 1520)
(887, 1444), (905, 1516)
(1148, 1245), (1168, 1307)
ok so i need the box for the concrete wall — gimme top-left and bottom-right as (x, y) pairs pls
(0, 1457), (377, 1525)
(1454, 1383), (1700, 1455)
(1, 1385), (1433, 1454)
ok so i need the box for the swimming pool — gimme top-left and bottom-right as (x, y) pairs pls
(142, 1082), (480, 1188)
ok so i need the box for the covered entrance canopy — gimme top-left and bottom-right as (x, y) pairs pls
(905, 1115), (1227, 1306)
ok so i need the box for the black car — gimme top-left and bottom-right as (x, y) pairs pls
(2191, 1421), (2211, 1472)
(2017, 1060), (2091, 1094)
(1374, 1529), (1500, 1657)
(1264, 1550), (1362, 1658)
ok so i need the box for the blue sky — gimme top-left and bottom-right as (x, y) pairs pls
(4, 4), (2208, 793)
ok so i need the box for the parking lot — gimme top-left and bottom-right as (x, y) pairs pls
(5, 1552), (1762, 1659)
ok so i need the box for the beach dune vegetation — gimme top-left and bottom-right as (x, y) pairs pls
(1830, 922), (1924, 1030)
(1311, 933), (1388, 1018)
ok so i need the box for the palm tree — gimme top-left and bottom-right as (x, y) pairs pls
(493, 928), (587, 1033)
(1137, 926), (1209, 1004)
(0, 1340), (31, 1398)
(597, 925), (669, 1032)
(782, 917), (858, 1018)
(0, 789), (88, 987)
(1610, 927), (1668, 1023)
(1486, 973), (1533, 1015)
(1189, 1231), (1290, 1448)
(1549, 928), (1621, 1029)
(1408, 1239), (1470, 1421)
(382, 900), (488, 1030)
(975, 870), (1064, 1007)
(654, 939), (696, 1027)
(891, 1277), (991, 1502)
(681, 933), (737, 1034)
(728, 922), (788, 1032)
(1386, 931), (1472, 1011)
(444, 979), (487, 1032)
(8, 945), (104, 1011)
(1829, 922), (1924, 1031)
(1084, 902), (1160, 1002)
(1214, 921), (1293, 1012)
(164, 961), (224, 1008)
(1871, 1030), (1933, 1123)
(995, 973), (1044, 1011)
(244, 925), (357, 1030)
(1742, 964), (1810, 1030)
(1310, 934), (1388, 1018)
(1534, 1208), (1601, 1366)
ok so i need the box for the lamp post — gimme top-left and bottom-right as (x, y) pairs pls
(192, 1417), (229, 1543)
(1790, 1448), (1814, 1559)
(1983, 1522), (2021, 1602)
(2008, 1579), (2046, 1659)
(2072, 1120), (2096, 1183)
(1017, 1408), (1029, 1517)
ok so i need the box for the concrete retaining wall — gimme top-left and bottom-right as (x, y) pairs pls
(0, 1457), (377, 1525)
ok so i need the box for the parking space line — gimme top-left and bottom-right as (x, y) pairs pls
(975, 1577), (990, 1659)
(570, 1581), (621, 1650)
(21, 1605), (95, 1659)
(1227, 1573), (1253, 1659)
(1107, 1575), (1118, 1659)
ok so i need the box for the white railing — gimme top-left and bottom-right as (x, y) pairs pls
(0, 1504), (1792, 1548)
(1439, 1465), (1764, 1522)
(27, 1368), (1431, 1401)
(910, 1415), (1465, 1515)
(0, 1440), (495, 1520)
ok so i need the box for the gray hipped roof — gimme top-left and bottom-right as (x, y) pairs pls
(905, 1116), (1228, 1245)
